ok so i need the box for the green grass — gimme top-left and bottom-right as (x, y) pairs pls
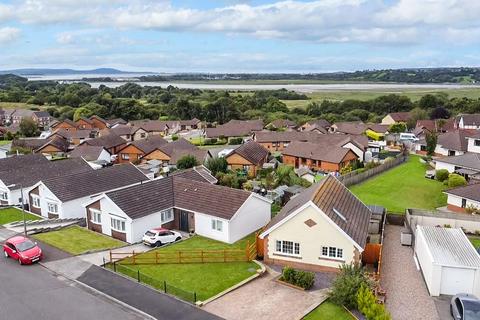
(303, 300), (354, 320)
(469, 236), (480, 249)
(0, 207), (41, 225)
(0, 140), (11, 146)
(350, 155), (447, 214)
(33, 225), (125, 255)
(116, 234), (259, 301)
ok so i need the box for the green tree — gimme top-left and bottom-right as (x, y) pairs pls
(176, 155), (199, 170)
(425, 132), (437, 156)
(206, 157), (228, 176)
(388, 122), (407, 133)
(19, 118), (39, 137)
(73, 107), (93, 121)
(329, 263), (369, 309)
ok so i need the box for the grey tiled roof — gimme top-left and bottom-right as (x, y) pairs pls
(436, 153), (480, 171)
(228, 141), (269, 165)
(264, 175), (372, 249)
(68, 145), (109, 161)
(445, 183), (480, 202)
(40, 164), (148, 202)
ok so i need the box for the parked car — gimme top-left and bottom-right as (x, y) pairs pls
(142, 228), (182, 247)
(451, 293), (480, 320)
(425, 170), (436, 179)
(3, 236), (42, 265)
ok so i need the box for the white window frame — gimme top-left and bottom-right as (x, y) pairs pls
(47, 202), (58, 214)
(275, 240), (300, 256)
(31, 195), (40, 208)
(121, 153), (130, 160)
(0, 191), (8, 201)
(160, 209), (174, 224)
(211, 219), (223, 232)
(110, 217), (126, 232)
(90, 208), (102, 224)
(321, 246), (344, 260)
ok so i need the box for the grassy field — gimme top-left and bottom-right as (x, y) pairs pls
(0, 102), (46, 110)
(116, 234), (259, 301)
(33, 226), (125, 255)
(281, 88), (480, 109)
(350, 155), (447, 214)
(469, 236), (480, 249)
(303, 300), (354, 320)
(0, 207), (41, 225)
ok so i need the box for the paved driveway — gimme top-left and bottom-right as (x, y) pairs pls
(381, 224), (439, 320)
(203, 269), (328, 320)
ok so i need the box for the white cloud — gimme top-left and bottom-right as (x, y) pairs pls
(0, 27), (21, 44)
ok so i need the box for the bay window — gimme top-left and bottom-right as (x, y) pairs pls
(111, 217), (126, 232)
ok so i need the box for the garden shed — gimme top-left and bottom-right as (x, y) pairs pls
(414, 226), (480, 297)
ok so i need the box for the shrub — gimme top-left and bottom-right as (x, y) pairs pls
(281, 267), (315, 290)
(206, 157), (228, 176)
(176, 155), (198, 170)
(171, 134), (179, 141)
(329, 263), (369, 309)
(364, 161), (379, 170)
(340, 165), (353, 175)
(466, 205), (480, 215)
(435, 169), (449, 182)
(357, 284), (392, 320)
(444, 224), (451, 228)
(447, 173), (467, 188)
(228, 137), (244, 145)
(206, 138), (217, 144)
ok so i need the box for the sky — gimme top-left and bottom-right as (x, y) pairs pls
(0, 0), (480, 73)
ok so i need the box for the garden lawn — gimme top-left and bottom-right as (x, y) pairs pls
(117, 234), (259, 301)
(469, 236), (480, 249)
(0, 140), (11, 146)
(0, 207), (41, 225)
(350, 155), (447, 214)
(33, 225), (125, 255)
(303, 300), (354, 320)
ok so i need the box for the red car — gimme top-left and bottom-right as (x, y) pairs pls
(3, 236), (42, 265)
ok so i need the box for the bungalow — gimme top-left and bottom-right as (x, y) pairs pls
(141, 138), (211, 167)
(282, 141), (358, 173)
(416, 130), (473, 156)
(27, 164), (149, 219)
(117, 135), (168, 164)
(50, 128), (99, 147)
(259, 175), (371, 272)
(105, 118), (127, 128)
(465, 131), (480, 154)
(435, 153), (480, 180)
(80, 133), (127, 155)
(444, 183), (480, 213)
(204, 119), (264, 140)
(129, 120), (169, 136)
(455, 114), (480, 130)
(330, 121), (367, 135)
(254, 131), (324, 152)
(83, 170), (271, 243)
(177, 118), (203, 131)
(0, 155), (92, 206)
(225, 141), (269, 177)
(75, 117), (95, 130)
(381, 112), (411, 125)
(35, 136), (70, 157)
(300, 119), (331, 132)
(88, 115), (109, 130)
(50, 119), (77, 132)
(12, 137), (49, 152)
(68, 145), (112, 164)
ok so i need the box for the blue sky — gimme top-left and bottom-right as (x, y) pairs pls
(0, 0), (479, 72)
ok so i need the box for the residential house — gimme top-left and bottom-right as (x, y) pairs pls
(204, 119), (264, 140)
(117, 135), (168, 164)
(330, 121), (367, 135)
(381, 112), (411, 125)
(88, 115), (109, 130)
(105, 118), (127, 128)
(435, 153), (480, 180)
(465, 131), (480, 154)
(416, 130), (474, 156)
(0, 156), (92, 206)
(68, 145), (112, 164)
(75, 117), (95, 130)
(2, 109), (52, 128)
(83, 170), (271, 243)
(141, 138), (211, 167)
(35, 136), (70, 157)
(129, 120), (170, 136)
(254, 131), (325, 152)
(50, 128), (99, 147)
(12, 138), (48, 153)
(27, 164), (149, 219)
(32, 111), (52, 129)
(267, 119), (297, 130)
(259, 175), (371, 272)
(80, 133), (127, 155)
(104, 124), (139, 141)
(177, 118), (203, 131)
(300, 119), (331, 132)
(225, 141), (269, 177)
(282, 141), (359, 172)
(50, 119), (77, 132)
(444, 183), (480, 213)
(455, 114), (480, 130)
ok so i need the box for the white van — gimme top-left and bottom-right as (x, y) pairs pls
(399, 133), (419, 142)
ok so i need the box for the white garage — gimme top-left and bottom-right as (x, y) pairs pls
(414, 226), (480, 297)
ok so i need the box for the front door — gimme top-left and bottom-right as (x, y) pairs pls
(179, 211), (189, 232)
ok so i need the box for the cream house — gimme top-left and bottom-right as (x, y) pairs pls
(259, 175), (372, 272)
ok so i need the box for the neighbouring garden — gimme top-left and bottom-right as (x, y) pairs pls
(350, 155), (447, 213)
(33, 225), (125, 255)
(469, 236), (480, 249)
(303, 300), (354, 320)
(113, 233), (260, 302)
(0, 207), (41, 225)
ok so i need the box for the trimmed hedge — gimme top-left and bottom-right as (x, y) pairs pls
(281, 267), (315, 290)
(435, 169), (449, 182)
(228, 137), (244, 145)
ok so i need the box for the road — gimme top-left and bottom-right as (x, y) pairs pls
(0, 253), (147, 320)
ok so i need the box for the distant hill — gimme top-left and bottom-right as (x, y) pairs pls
(0, 68), (152, 76)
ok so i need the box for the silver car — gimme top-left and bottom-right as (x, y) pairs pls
(451, 293), (480, 320)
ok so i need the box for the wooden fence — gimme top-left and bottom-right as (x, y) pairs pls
(110, 240), (258, 265)
(338, 155), (407, 187)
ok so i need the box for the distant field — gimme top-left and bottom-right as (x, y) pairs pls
(281, 88), (480, 109)
(0, 102), (46, 110)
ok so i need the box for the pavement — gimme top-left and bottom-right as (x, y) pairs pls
(203, 268), (328, 320)
(380, 224), (440, 320)
(433, 296), (453, 320)
(79, 243), (151, 266)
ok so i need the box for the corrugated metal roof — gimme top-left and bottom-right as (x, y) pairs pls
(418, 226), (480, 269)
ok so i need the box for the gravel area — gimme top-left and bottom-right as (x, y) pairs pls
(380, 224), (439, 320)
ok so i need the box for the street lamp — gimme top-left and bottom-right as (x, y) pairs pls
(6, 183), (27, 236)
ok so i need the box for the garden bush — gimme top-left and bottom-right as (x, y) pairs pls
(447, 173), (467, 188)
(171, 134), (179, 141)
(228, 137), (244, 145)
(435, 169), (449, 182)
(329, 263), (369, 309)
(357, 284), (391, 320)
(281, 267), (315, 290)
